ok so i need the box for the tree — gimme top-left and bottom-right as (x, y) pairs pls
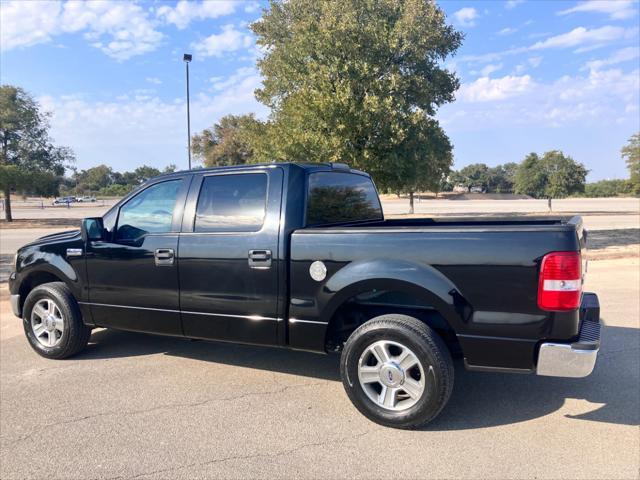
(621, 132), (639, 194)
(0, 85), (74, 221)
(487, 162), (517, 193)
(386, 117), (452, 212)
(192, 114), (262, 167)
(251, 0), (462, 196)
(514, 153), (546, 198)
(541, 150), (587, 198)
(455, 163), (490, 192)
(514, 151), (587, 199)
(77, 165), (114, 192)
(585, 179), (631, 197)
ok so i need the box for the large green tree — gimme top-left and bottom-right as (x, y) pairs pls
(251, 0), (462, 197)
(192, 114), (262, 167)
(0, 85), (74, 221)
(454, 163), (490, 192)
(621, 132), (639, 194)
(542, 150), (588, 198)
(514, 151), (587, 199)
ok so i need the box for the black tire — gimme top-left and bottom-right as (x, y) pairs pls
(340, 314), (454, 429)
(22, 282), (91, 359)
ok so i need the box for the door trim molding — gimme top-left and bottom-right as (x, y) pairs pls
(79, 302), (281, 322)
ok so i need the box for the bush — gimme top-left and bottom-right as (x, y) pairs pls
(584, 179), (632, 197)
(98, 184), (132, 197)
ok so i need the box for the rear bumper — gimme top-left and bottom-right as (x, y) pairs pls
(536, 293), (601, 378)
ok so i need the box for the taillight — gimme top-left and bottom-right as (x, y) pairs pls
(538, 251), (582, 311)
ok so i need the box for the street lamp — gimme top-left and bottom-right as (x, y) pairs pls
(183, 53), (193, 169)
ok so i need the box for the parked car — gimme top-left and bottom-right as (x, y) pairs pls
(470, 186), (485, 193)
(76, 196), (97, 202)
(9, 163), (601, 428)
(52, 196), (77, 205)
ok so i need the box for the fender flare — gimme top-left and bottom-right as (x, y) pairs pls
(17, 255), (80, 300)
(319, 259), (469, 331)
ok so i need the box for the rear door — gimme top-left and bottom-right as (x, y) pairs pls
(85, 176), (190, 335)
(178, 168), (283, 345)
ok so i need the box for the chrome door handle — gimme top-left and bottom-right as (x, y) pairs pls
(248, 249), (272, 268)
(154, 248), (175, 266)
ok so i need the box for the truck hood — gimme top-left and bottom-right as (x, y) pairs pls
(26, 229), (81, 248)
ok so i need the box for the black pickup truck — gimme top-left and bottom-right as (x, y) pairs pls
(9, 163), (601, 428)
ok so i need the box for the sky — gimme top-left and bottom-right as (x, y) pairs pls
(1, 0), (639, 181)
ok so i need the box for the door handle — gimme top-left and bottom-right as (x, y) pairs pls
(248, 249), (272, 269)
(154, 248), (175, 266)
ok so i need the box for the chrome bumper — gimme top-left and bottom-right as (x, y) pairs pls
(537, 315), (601, 378)
(10, 294), (21, 318)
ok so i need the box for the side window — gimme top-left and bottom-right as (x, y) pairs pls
(116, 180), (181, 241)
(306, 172), (383, 226)
(194, 173), (267, 233)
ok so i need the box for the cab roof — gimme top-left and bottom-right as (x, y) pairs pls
(160, 162), (364, 179)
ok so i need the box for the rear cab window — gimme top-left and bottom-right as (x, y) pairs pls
(306, 171), (383, 227)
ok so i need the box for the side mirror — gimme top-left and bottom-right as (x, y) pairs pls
(81, 217), (104, 242)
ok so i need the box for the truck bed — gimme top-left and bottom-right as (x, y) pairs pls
(288, 215), (586, 370)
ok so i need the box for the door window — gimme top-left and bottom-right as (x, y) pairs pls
(116, 180), (181, 241)
(194, 173), (267, 232)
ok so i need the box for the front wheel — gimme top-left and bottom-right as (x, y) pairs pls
(340, 314), (454, 429)
(22, 282), (92, 359)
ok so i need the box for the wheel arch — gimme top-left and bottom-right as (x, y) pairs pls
(17, 266), (75, 311)
(319, 259), (471, 351)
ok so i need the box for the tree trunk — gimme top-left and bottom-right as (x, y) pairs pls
(3, 187), (12, 222)
(409, 191), (414, 214)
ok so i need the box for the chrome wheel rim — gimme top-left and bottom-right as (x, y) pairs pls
(357, 340), (425, 411)
(30, 299), (64, 348)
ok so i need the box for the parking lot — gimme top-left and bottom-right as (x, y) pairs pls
(1, 197), (639, 479)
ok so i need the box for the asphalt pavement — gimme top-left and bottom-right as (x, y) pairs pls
(0, 258), (638, 479)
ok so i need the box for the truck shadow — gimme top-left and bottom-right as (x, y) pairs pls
(81, 321), (639, 429)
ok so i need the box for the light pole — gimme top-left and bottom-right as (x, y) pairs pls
(183, 53), (192, 169)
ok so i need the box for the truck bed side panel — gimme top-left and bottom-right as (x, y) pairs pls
(288, 227), (581, 370)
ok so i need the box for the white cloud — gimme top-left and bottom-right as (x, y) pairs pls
(457, 75), (534, 102)
(244, 2), (261, 14)
(498, 27), (517, 36)
(441, 67), (639, 129)
(514, 56), (542, 74)
(209, 67), (258, 91)
(145, 77), (162, 85)
(528, 56), (543, 68)
(453, 7), (479, 27)
(530, 26), (633, 51)
(0, 0), (62, 50)
(191, 24), (254, 58)
(461, 24), (637, 67)
(558, 1), (637, 20)
(156, 0), (236, 30)
(505, 0), (524, 9)
(583, 46), (640, 70)
(0, 0), (163, 60)
(38, 70), (267, 170)
(479, 63), (503, 76)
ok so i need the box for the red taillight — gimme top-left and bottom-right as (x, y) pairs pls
(538, 251), (582, 311)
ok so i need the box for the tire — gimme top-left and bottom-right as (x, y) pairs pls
(340, 314), (454, 429)
(22, 282), (91, 359)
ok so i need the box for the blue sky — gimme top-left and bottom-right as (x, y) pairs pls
(1, 0), (638, 181)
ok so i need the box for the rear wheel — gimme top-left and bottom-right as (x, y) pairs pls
(22, 282), (91, 359)
(340, 314), (454, 429)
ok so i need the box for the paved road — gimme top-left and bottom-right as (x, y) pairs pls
(1, 258), (638, 479)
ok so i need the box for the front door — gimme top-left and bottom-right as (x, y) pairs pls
(178, 168), (283, 345)
(85, 177), (190, 335)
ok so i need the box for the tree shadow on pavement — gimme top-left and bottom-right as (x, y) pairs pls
(80, 321), (639, 429)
